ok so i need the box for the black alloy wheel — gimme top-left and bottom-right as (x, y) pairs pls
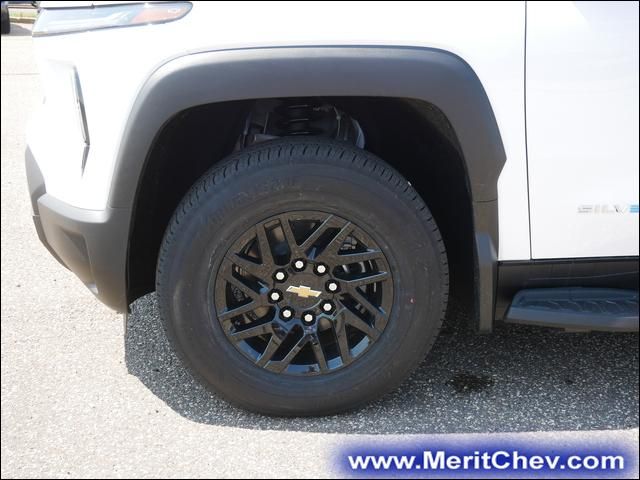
(157, 138), (448, 416)
(214, 211), (393, 375)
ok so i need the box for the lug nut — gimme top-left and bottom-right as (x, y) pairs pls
(273, 270), (287, 282)
(280, 307), (294, 320)
(269, 289), (283, 303)
(292, 259), (306, 271)
(326, 280), (339, 293)
(321, 301), (334, 313)
(314, 263), (328, 275)
(302, 311), (316, 324)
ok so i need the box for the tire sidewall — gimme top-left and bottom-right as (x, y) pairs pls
(158, 149), (446, 414)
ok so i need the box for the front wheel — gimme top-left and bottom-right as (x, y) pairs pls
(156, 138), (448, 415)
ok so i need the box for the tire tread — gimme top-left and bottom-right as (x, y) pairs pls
(156, 138), (449, 415)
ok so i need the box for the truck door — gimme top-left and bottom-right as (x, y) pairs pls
(526, 1), (639, 259)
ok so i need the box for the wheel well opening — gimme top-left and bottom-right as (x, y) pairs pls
(128, 97), (475, 323)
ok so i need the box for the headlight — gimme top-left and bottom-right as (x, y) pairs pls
(33, 2), (192, 37)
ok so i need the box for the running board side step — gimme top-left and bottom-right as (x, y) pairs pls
(504, 288), (639, 332)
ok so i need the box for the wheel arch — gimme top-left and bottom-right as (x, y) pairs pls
(115, 46), (506, 331)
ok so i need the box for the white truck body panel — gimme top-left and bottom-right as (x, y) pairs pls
(27, 1), (639, 263)
(527, 1), (639, 258)
(28, 1), (530, 260)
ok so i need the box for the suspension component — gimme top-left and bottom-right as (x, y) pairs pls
(237, 99), (365, 150)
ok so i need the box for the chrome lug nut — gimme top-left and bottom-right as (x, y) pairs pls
(273, 270), (287, 282)
(292, 259), (306, 271)
(269, 289), (283, 303)
(314, 263), (328, 275)
(321, 301), (334, 313)
(280, 306), (294, 320)
(302, 311), (316, 324)
(326, 280), (339, 293)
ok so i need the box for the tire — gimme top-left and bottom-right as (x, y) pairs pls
(156, 138), (448, 416)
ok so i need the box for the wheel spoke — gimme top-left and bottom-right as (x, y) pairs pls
(342, 271), (389, 288)
(342, 308), (381, 340)
(336, 249), (384, 265)
(218, 300), (262, 322)
(256, 334), (282, 367)
(265, 335), (309, 373)
(310, 335), (329, 372)
(279, 216), (301, 259)
(230, 320), (273, 341)
(255, 223), (274, 266)
(227, 253), (269, 282)
(334, 316), (352, 366)
(300, 215), (335, 251)
(316, 222), (353, 262)
(343, 285), (386, 324)
(222, 272), (260, 300)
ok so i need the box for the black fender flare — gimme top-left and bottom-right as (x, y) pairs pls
(112, 46), (506, 329)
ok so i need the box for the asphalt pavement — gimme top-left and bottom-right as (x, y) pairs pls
(1, 23), (639, 478)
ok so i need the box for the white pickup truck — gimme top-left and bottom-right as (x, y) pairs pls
(25, 1), (638, 415)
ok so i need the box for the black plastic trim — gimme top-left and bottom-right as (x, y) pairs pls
(25, 147), (130, 312)
(472, 200), (500, 332)
(496, 257), (640, 320)
(110, 46), (505, 205)
(505, 288), (638, 332)
(36, 196), (130, 312)
(109, 46), (506, 324)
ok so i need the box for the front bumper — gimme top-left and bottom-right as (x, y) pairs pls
(26, 147), (130, 312)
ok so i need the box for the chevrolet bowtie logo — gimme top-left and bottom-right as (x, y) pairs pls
(286, 285), (322, 299)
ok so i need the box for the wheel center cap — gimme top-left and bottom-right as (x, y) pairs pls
(286, 285), (321, 299)
(284, 272), (323, 309)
